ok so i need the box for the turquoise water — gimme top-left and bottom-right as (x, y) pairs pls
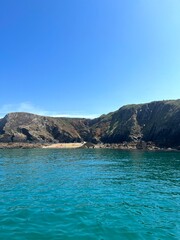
(0, 149), (179, 240)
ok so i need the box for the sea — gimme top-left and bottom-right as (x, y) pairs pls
(0, 149), (179, 240)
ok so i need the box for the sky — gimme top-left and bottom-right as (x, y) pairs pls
(0, 0), (180, 118)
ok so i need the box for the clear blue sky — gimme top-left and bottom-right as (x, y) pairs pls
(0, 0), (180, 118)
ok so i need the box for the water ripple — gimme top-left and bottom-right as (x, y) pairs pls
(0, 149), (179, 239)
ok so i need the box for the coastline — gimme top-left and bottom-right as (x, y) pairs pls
(0, 100), (179, 151)
(0, 142), (179, 152)
(42, 142), (84, 149)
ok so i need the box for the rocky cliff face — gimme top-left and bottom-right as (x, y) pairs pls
(0, 113), (89, 143)
(0, 100), (180, 148)
(98, 100), (180, 148)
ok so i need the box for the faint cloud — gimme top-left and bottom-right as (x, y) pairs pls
(51, 114), (98, 119)
(0, 102), (98, 119)
(0, 102), (48, 117)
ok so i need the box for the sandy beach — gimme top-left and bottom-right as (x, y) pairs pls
(42, 142), (85, 149)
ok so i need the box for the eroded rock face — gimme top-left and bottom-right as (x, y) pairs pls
(0, 99), (180, 148)
(96, 100), (180, 148)
(0, 113), (86, 143)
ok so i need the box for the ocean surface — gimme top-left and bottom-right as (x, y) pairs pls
(0, 149), (179, 240)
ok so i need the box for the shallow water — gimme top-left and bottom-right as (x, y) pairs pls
(0, 149), (179, 240)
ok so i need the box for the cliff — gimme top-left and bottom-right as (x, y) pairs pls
(97, 100), (180, 148)
(0, 99), (180, 149)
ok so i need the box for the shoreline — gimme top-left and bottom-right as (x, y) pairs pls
(0, 142), (179, 152)
(42, 142), (85, 149)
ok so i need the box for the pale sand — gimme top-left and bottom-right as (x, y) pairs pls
(42, 142), (85, 149)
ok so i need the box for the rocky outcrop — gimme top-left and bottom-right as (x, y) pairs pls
(0, 113), (87, 143)
(98, 100), (180, 148)
(0, 99), (180, 149)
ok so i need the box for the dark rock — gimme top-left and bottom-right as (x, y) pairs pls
(136, 141), (147, 150)
(81, 142), (95, 148)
